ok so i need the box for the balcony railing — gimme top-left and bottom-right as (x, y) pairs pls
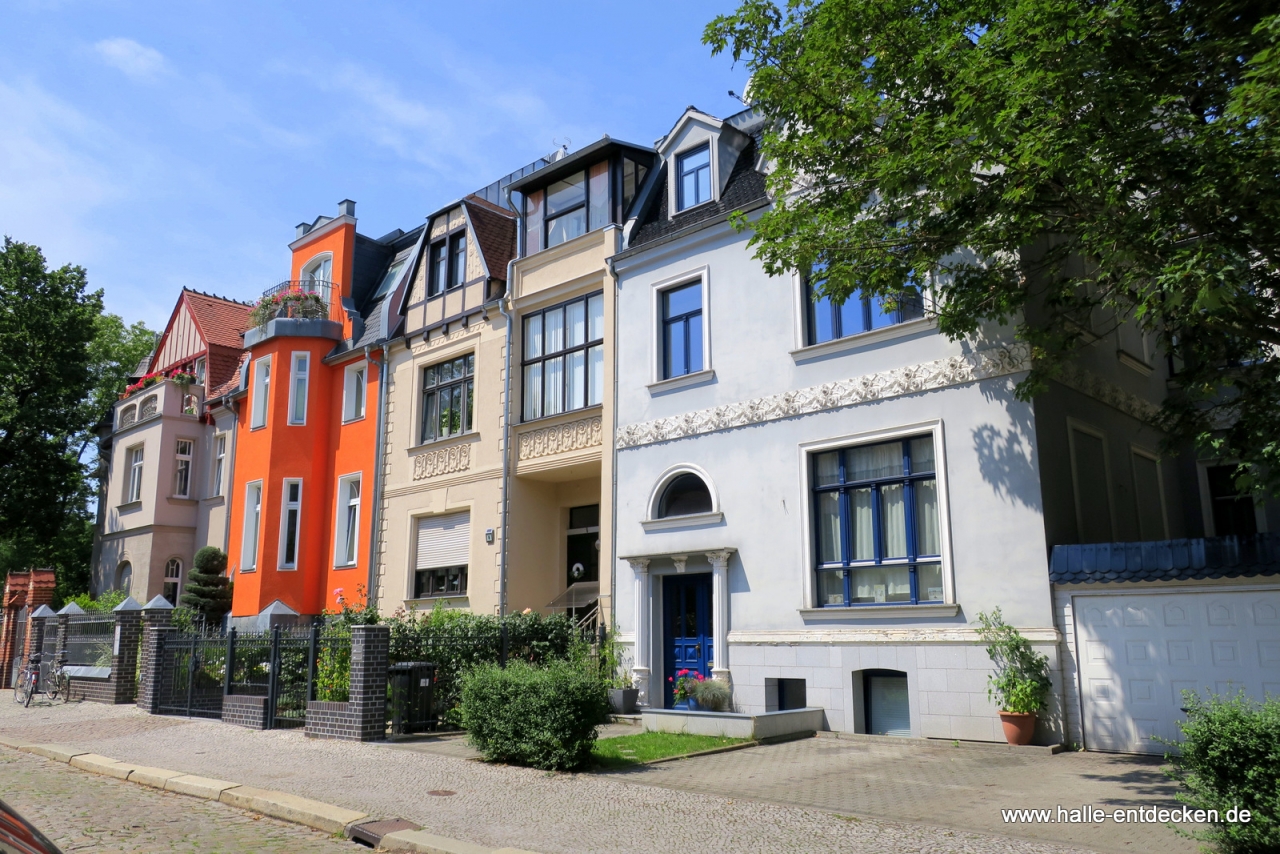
(251, 280), (333, 327)
(1049, 533), (1280, 585)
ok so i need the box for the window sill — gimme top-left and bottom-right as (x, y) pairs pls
(1117, 350), (1154, 376)
(201, 495), (225, 506)
(519, 404), (603, 429)
(117, 501), (142, 511)
(406, 594), (469, 605)
(333, 562), (360, 570)
(673, 197), (716, 218)
(790, 317), (936, 363)
(408, 430), (477, 454)
(167, 496), (197, 506)
(341, 415), (367, 426)
(641, 511), (724, 532)
(240, 567), (256, 574)
(647, 369), (715, 395)
(799, 603), (959, 619)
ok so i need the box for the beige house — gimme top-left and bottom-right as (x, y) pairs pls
(95, 290), (250, 604)
(376, 194), (518, 615)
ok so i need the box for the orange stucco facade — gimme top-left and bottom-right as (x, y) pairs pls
(226, 218), (381, 617)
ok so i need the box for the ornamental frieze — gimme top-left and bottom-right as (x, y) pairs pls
(412, 443), (471, 480)
(616, 345), (1033, 449)
(518, 415), (603, 461)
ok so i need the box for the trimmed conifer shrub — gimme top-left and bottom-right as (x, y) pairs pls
(179, 546), (233, 626)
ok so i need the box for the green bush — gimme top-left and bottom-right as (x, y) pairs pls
(691, 678), (732, 711)
(315, 627), (351, 702)
(975, 608), (1051, 714)
(460, 660), (609, 771)
(1165, 691), (1280, 853)
(67, 589), (127, 613)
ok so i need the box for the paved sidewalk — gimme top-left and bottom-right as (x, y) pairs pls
(0, 700), (1194, 854)
(0, 748), (353, 852)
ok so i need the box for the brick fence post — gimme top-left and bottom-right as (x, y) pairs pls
(26, 605), (55, 665)
(54, 603), (78, 662)
(349, 624), (390, 741)
(136, 596), (174, 711)
(111, 597), (143, 703)
(138, 625), (175, 714)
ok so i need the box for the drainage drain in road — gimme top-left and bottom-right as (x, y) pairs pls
(427, 789), (456, 796)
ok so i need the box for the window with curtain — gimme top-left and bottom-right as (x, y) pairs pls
(805, 263), (924, 346)
(521, 292), (604, 421)
(523, 160), (612, 252)
(420, 354), (474, 443)
(812, 435), (943, 607)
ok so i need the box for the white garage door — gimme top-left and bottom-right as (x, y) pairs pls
(1075, 588), (1280, 753)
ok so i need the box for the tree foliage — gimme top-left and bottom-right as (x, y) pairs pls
(706, 0), (1280, 493)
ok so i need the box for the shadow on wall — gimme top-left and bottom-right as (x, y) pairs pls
(973, 379), (1043, 512)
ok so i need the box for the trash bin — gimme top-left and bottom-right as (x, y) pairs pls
(387, 662), (436, 735)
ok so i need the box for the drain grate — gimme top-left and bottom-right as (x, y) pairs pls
(348, 818), (422, 848)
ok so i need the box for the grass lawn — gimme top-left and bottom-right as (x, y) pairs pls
(592, 731), (750, 769)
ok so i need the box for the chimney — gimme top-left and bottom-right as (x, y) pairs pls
(338, 199), (356, 218)
(295, 222), (312, 239)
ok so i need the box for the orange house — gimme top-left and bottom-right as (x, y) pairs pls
(226, 200), (422, 619)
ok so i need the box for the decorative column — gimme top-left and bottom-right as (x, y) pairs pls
(628, 558), (651, 707)
(706, 549), (735, 683)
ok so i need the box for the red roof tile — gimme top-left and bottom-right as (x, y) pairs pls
(463, 196), (516, 282)
(183, 290), (252, 349)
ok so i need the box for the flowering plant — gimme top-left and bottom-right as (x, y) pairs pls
(249, 289), (327, 328)
(120, 367), (199, 399)
(667, 668), (705, 703)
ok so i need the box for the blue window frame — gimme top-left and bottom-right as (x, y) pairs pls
(662, 282), (703, 379)
(812, 435), (944, 607)
(806, 265), (924, 346)
(676, 144), (711, 211)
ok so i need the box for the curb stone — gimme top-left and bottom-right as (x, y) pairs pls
(0, 742), (541, 853)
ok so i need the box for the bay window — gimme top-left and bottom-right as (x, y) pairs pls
(523, 161), (610, 253)
(812, 435), (943, 607)
(522, 292), (604, 421)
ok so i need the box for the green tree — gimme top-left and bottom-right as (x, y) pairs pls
(179, 546), (233, 625)
(0, 238), (101, 571)
(706, 1), (1280, 493)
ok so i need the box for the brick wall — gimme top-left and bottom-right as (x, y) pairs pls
(135, 611), (174, 713)
(223, 694), (269, 729)
(304, 624), (388, 742)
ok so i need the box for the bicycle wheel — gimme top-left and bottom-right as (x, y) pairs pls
(12, 677), (27, 706)
(20, 674), (33, 707)
(46, 672), (60, 702)
(57, 672), (70, 703)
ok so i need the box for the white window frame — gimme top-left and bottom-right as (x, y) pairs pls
(1196, 459), (1269, 537)
(796, 420), (955, 613)
(343, 361), (367, 423)
(125, 444), (145, 504)
(302, 253), (333, 283)
(210, 433), (227, 498)
(250, 355), (271, 430)
(163, 558), (183, 605)
(279, 479), (303, 570)
(242, 480), (263, 571)
(173, 438), (194, 498)
(1129, 445), (1169, 540)
(1067, 418), (1117, 543)
(335, 474), (362, 567)
(648, 266), (714, 391)
(194, 356), (206, 386)
(289, 351), (309, 425)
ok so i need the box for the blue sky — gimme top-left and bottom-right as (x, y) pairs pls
(0, 0), (745, 331)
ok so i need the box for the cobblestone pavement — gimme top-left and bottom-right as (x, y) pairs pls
(0, 748), (355, 853)
(0, 701), (1178, 854)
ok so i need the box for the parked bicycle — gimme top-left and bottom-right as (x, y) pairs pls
(45, 656), (69, 703)
(12, 654), (39, 707)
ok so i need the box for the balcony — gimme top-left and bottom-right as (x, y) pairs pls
(244, 280), (342, 347)
(1049, 533), (1280, 585)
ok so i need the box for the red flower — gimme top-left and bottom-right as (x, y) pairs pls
(667, 677), (673, 682)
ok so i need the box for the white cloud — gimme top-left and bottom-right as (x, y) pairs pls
(94, 37), (166, 80)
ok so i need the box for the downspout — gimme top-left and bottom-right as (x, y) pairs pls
(222, 395), (239, 556)
(497, 186), (524, 618)
(365, 344), (387, 608)
(606, 250), (621, 631)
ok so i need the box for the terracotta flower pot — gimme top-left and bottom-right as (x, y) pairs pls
(999, 711), (1037, 745)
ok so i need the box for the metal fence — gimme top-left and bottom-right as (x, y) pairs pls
(155, 629), (229, 719)
(64, 614), (115, 667)
(215, 625), (350, 729)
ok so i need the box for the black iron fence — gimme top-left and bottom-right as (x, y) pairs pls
(156, 625), (351, 729)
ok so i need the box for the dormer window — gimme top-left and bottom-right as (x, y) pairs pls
(677, 144), (712, 211)
(427, 231), (466, 297)
(524, 161), (610, 253)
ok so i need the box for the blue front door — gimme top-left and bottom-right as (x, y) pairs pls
(662, 573), (713, 708)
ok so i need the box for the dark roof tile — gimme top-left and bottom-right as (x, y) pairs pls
(1049, 534), (1280, 585)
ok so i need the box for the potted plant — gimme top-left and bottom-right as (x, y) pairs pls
(669, 669), (705, 710)
(609, 671), (639, 715)
(976, 608), (1052, 745)
(690, 677), (731, 712)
